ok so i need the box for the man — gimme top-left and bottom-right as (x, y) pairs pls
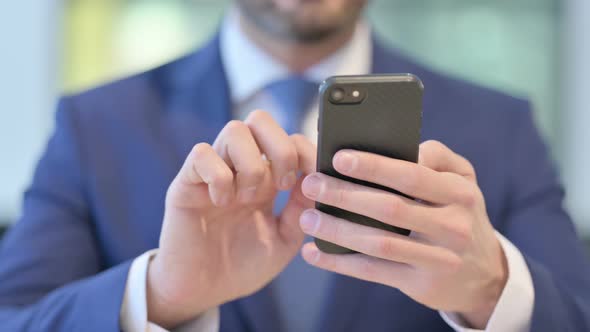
(0, 0), (589, 331)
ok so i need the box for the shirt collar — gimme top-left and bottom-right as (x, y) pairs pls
(220, 8), (372, 105)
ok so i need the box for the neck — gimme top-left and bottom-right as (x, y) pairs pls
(239, 14), (356, 73)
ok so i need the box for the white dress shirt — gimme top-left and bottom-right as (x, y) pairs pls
(120, 8), (534, 332)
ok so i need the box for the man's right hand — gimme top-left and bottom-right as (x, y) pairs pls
(146, 111), (316, 328)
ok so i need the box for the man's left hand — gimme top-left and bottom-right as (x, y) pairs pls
(299, 140), (508, 329)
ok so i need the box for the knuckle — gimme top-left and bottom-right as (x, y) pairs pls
(243, 164), (266, 182)
(401, 166), (421, 193)
(445, 253), (464, 274)
(328, 218), (344, 241)
(419, 140), (446, 165)
(290, 134), (306, 153)
(376, 238), (397, 257)
(191, 143), (212, 160)
(291, 134), (314, 152)
(210, 168), (233, 187)
(290, 133), (306, 143)
(423, 140), (446, 153)
(275, 147), (298, 166)
(333, 180), (350, 205)
(452, 220), (474, 250)
(246, 109), (271, 123)
(456, 183), (479, 207)
(420, 140), (440, 154)
(364, 155), (379, 177)
(225, 120), (248, 134)
(464, 160), (476, 176)
(430, 139), (446, 150)
(382, 196), (402, 222)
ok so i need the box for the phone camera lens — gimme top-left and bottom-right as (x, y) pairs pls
(330, 88), (345, 102)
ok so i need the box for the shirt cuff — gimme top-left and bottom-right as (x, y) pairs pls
(440, 231), (534, 332)
(120, 249), (220, 332)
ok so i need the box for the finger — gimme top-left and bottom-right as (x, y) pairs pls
(332, 149), (468, 205)
(419, 140), (476, 181)
(301, 242), (413, 289)
(245, 110), (299, 190)
(299, 209), (458, 268)
(213, 120), (267, 202)
(278, 176), (314, 247)
(301, 172), (448, 235)
(179, 143), (234, 207)
(291, 134), (317, 175)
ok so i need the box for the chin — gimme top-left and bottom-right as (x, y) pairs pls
(238, 0), (367, 43)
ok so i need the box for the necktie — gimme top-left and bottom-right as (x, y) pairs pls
(265, 77), (331, 332)
(266, 76), (319, 135)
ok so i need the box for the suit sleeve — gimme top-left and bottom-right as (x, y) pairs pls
(502, 106), (590, 331)
(0, 98), (131, 331)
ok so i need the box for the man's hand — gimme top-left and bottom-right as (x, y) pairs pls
(146, 111), (315, 328)
(299, 140), (508, 329)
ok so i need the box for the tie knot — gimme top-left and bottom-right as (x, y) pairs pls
(266, 76), (319, 134)
(266, 76), (319, 110)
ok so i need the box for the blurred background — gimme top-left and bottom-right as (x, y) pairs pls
(0, 0), (588, 238)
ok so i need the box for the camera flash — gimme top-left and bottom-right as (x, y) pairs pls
(352, 90), (360, 98)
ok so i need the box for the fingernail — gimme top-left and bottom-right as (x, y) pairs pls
(239, 186), (257, 202)
(300, 210), (319, 233)
(334, 151), (357, 173)
(302, 174), (322, 198)
(302, 244), (320, 264)
(280, 171), (297, 190)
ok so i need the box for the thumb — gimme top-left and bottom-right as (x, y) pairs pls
(278, 176), (314, 247)
(291, 134), (316, 175)
(419, 140), (476, 181)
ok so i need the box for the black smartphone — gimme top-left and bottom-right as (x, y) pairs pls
(315, 74), (424, 254)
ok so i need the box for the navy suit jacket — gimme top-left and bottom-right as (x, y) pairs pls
(1, 35), (590, 332)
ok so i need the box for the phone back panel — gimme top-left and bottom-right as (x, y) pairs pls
(315, 74), (423, 254)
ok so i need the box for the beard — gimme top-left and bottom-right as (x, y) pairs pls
(235, 0), (368, 44)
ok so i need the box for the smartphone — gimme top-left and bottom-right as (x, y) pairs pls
(315, 74), (423, 254)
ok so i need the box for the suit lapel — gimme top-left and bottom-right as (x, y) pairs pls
(160, 35), (233, 161)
